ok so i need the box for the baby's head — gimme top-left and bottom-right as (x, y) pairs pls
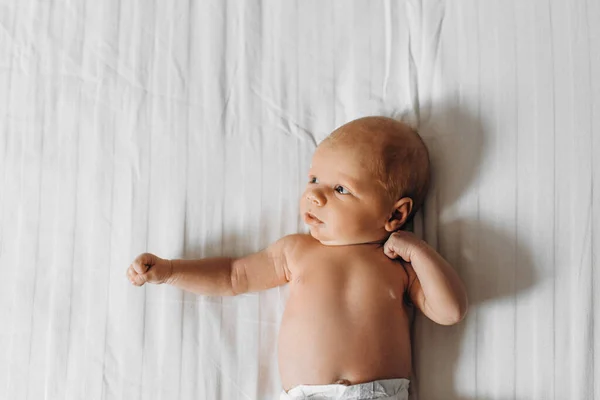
(300, 116), (430, 246)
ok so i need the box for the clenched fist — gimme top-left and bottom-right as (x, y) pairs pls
(126, 253), (173, 286)
(383, 230), (426, 263)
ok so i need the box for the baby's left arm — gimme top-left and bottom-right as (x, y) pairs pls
(384, 231), (468, 325)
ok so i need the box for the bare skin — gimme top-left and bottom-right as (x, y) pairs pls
(278, 235), (414, 390)
(126, 117), (469, 393)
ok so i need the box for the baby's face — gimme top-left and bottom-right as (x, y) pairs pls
(300, 143), (393, 246)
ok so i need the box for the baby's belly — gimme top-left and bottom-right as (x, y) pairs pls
(278, 282), (412, 390)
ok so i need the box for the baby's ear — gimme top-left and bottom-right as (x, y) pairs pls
(384, 197), (413, 232)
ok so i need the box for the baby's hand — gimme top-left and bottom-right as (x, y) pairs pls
(383, 231), (425, 263)
(126, 253), (173, 286)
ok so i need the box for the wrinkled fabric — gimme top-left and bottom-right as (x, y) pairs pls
(2, 0), (600, 399)
(280, 379), (410, 400)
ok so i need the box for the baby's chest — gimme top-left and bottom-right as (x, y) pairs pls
(290, 251), (408, 294)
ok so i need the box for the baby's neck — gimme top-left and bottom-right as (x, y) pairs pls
(318, 237), (387, 248)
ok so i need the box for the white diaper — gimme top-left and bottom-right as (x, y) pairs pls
(280, 378), (410, 400)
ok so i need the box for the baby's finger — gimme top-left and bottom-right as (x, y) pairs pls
(133, 272), (148, 286)
(126, 266), (137, 283)
(132, 255), (151, 274)
(384, 245), (398, 259)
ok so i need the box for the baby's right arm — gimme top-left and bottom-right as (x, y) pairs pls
(126, 235), (296, 296)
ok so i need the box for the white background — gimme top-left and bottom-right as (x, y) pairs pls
(1, 1), (599, 399)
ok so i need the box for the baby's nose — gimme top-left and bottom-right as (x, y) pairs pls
(306, 190), (326, 206)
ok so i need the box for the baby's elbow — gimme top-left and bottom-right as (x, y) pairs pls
(435, 299), (468, 326)
(437, 312), (464, 326)
(230, 259), (249, 296)
(458, 294), (469, 321)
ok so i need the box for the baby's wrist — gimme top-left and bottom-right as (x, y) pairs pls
(410, 239), (430, 262)
(165, 259), (177, 285)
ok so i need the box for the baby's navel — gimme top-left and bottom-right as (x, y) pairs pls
(334, 379), (351, 386)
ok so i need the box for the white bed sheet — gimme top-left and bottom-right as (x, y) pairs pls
(1, 1), (599, 399)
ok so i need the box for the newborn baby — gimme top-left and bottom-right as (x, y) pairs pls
(126, 116), (468, 400)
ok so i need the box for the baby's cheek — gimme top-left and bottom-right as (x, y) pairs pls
(353, 211), (375, 229)
(340, 214), (365, 236)
(298, 199), (309, 216)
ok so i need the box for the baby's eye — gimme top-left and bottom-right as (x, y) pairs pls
(309, 176), (319, 184)
(335, 185), (350, 195)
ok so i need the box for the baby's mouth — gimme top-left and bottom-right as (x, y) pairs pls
(303, 211), (323, 225)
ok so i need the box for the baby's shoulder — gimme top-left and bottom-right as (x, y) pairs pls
(279, 233), (318, 255)
(274, 234), (318, 271)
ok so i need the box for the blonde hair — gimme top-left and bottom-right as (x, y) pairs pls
(323, 117), (430, 223)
